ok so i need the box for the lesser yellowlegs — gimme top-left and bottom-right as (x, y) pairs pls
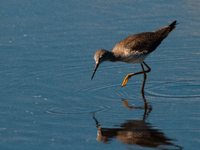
(91, 21), (177, 92)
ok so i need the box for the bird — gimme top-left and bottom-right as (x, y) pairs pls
(91, 21), (177, 92)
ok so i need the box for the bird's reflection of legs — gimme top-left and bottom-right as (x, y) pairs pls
(121, 61), (151, 93)
(122, 88), (152, 120)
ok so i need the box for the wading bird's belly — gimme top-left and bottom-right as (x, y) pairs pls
(121, 51), (149, 63)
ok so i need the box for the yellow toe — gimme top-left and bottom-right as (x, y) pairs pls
(121, 80), (127, 87)
(121, 76), (129, 87)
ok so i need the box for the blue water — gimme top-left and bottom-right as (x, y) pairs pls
(1, 0), (200, 150)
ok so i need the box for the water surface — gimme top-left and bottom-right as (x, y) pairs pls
(1, 0), (200, 149)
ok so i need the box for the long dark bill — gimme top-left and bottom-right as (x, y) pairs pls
(91, 63), (99, 80)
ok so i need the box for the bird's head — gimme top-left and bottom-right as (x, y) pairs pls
(91, 49), (109, 79)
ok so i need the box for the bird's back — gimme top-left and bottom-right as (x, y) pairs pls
(112, 21), (177, 58)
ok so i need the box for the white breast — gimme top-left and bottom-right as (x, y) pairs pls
(121, 50), (149, 63)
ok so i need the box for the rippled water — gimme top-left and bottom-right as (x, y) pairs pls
(1, 0), (200, 149)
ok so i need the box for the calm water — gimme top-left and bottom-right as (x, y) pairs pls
(1, 0), (200, 149)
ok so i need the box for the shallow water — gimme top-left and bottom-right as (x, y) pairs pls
(1, 0), (200, 149)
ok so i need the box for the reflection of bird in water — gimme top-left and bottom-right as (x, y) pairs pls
(95, 117), (182, 149)
(93, 96), (182, 149)
(91, 21), (177, 92)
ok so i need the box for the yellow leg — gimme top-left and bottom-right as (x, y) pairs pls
(121, 61), (151, 87)
(121, 71), (144, 87)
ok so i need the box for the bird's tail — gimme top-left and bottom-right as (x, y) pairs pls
(169, 21), (178, 32)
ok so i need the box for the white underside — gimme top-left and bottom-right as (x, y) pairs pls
(121, 50), (149, 63)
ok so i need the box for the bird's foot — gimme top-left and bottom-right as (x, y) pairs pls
(121, 75), (131, 87)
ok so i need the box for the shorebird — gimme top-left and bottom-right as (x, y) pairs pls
(91, 21), (177, 92)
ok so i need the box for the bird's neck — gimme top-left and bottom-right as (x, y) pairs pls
(106, 51), (120, 62)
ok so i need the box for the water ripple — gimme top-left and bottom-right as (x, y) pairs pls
(146, 80), (200, 98)
(45, 104), (110, 115)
